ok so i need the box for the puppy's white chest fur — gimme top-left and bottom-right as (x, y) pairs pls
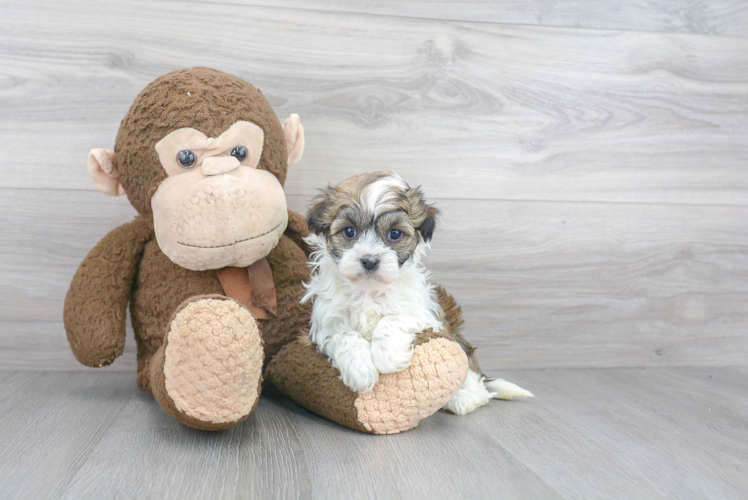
(359, 309), (380, 341)
(338, 284), (439, 341)
(302, 234), (443, 393)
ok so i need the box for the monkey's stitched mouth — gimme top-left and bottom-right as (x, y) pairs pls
(176, 222), (282, 249)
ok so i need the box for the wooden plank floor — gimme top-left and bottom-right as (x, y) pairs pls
(1, 367), (746, 499)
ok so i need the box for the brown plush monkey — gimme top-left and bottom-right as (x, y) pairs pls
(64, 67), (468, 433)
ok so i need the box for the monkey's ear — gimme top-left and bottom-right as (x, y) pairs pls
(307, 187), (334, 235)
(419, 206), (439, 243)
(88, 149), (125, 196)
(282, 113), (305, 167)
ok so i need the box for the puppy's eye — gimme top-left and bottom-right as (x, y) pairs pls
(230, 146), (247, 162)
(343, 226), (357, 239)
(388, 229), (403, 241)
(177, 150), (197, 169)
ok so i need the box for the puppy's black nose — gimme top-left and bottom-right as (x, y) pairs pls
(360, 256), (380, 271)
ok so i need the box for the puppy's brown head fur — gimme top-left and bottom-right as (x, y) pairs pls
(308, 171), (437, 242)
(307, 171), (438, 287)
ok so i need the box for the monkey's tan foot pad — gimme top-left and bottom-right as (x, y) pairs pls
(265, 334), (468, 435)
(151, 296), (263, 431)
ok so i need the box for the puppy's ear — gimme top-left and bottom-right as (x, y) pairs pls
(406, 186), (439, 243)
(419, 206), (439, 242)
(307, 186), (335, 235)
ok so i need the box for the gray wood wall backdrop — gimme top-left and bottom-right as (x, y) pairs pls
(1, 0), (747, 372)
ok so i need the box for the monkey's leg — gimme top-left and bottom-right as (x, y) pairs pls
(265, 330), (468, 435)
(148, 295), (263, 430)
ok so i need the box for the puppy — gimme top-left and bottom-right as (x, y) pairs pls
(302, 171), (533, 415)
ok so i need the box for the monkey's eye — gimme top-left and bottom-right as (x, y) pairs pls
(177, 150), (197, 169)
(343, 226), (357, 239)
(388, 229), (403, 241)
(230, 146), (248, 162)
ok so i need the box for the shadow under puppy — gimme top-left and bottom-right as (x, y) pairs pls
(303, 170), (533, 415)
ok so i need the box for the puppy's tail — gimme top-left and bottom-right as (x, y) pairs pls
(443, 370), (533, 416)
(485, 378), (535, 400)
(434, 285), (533, 415)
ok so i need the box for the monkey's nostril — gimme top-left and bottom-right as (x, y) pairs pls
(360, 256), (380, 271)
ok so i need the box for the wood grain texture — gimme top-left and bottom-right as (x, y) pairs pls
(0, 372), (137, 499)
(481, 367), (748, 498)
(1, 0), (747, 371)
(56, 388), (560, 499)
(432, 198), (748, 370)
(0, 322), (138, 372)
(1, 0), (748, 205)
(1, 368), (746, 499)
(1, 190), (747, 371)
(192, 0), (748, 37)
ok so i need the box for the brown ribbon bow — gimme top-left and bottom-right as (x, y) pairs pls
(215, 258), (278, 320)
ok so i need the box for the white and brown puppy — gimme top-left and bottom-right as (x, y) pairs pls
(302, 171), (533, 415)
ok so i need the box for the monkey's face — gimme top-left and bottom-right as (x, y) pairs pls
(87, 68), (305, 272)
(150, 121), (288, 271)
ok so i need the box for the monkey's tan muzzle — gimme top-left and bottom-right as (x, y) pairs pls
(151, 166), (288, 271)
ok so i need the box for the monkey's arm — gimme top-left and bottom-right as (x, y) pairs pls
(64, 216), (153, 367)
(284, 209), (312, 256)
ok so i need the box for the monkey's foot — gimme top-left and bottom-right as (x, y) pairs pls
(150, 295), (263, 430)
(266, 330), (468, 435)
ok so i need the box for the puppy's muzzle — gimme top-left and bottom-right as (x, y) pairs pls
(360, 256), (380, 272)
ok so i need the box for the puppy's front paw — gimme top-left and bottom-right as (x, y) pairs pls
(335, 346), (380, 393)
(371, 336), (414, 374)
(371, 319), (415, 374)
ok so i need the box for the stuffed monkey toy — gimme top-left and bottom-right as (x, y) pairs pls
(64, 67), (468, 433)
